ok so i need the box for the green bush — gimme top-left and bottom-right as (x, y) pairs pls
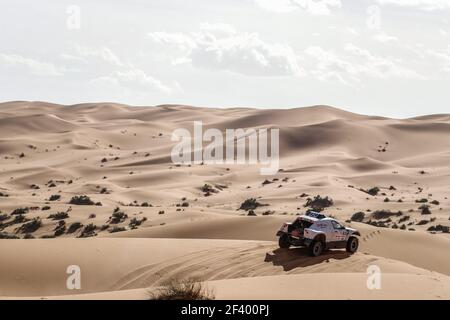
(67, 222), (83, 234)
(350, 212), (365, 222)
(239, 198), (263, 211)
(16, 218), (41, 234)
(48, 212), (69, 220)
(69, 195), (95, 205)
(109, 226), (126, 233)
(304, 195), (334, 212)
(11, 207), (29, 215)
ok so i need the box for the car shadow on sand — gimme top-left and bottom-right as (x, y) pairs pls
(264, 247), (351, 272)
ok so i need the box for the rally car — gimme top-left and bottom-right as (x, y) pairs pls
(276, 211), (360, 257)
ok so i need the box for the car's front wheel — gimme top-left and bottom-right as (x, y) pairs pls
(309, 240), (324, 257)
(278, 234), (291, 249)
(346, 236), (359, 254)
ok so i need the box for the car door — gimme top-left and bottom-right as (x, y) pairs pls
(330, 220), (347, 242)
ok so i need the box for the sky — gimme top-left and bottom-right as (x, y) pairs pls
(0, 0), (450, 118)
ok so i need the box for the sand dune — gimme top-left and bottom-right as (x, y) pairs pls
(0, 101), (449, 299)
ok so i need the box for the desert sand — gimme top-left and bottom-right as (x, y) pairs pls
(0, 101), (449, 300)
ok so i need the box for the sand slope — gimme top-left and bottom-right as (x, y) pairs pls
(0, 101), (449, 299)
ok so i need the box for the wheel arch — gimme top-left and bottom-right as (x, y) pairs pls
(313, 233), (326, 243)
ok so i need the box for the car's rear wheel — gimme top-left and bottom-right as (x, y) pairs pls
(309, 240), (324, 257)
(278, 234), (290, 249)
(346, 236), (359, 254)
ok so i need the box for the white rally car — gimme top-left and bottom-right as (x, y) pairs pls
(276, 211), (360, 257)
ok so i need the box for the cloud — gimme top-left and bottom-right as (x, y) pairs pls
(91, 65), (174, 94)
(148, 23), (304, 77)
(377, 0), (450, 10)
(373, 33), (398, 42)
(74, 45), (124, 67)
(427, 46), (450, 73)
(305, 43), (424, 84)
(61, 44), (175, 94)
(0, 53), (63, 76)
(254, 0), (342, 15)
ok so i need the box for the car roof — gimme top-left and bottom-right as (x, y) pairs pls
(298, 216), (340, 224)
(298, 215), (318, 222)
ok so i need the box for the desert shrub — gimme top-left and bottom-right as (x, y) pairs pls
(41, 206), (51, 211)
(141, 202), (152, 207)
(299, 193), (309, 198)
(384, 198), (390, 202)
(201, 184), (214, 193)
(23, 233), (35, 239)
(49, 194), (61, 201)
(54, 221), (66, 237)
(1, 215), (28, 229)
(158, 210), (165, 215)
(11, 207), (29, 215)
(67, 222), (83, 234)
(109, 209), (128, 224)
(180, 202), (189, 207)
(262, 179), (273, 185)
(304, 195), (334, 212)
(0, 232), (20, 239)
(239, 198), (263, 211)
(416, 220), (429, 225)
(419, 205), (431, 215)
(0, 214), (8, 222)
(69, 195), (95, 205)
(430, 200), (440, 205)
(48, 212), (69, 220)
(427, 225), (450, 233)
(16, 218), (41, 234)
(247, 210), (257, 216)
(129, 217), (147, 229)
(371, 210), (402, 220)
(79, 223), (97, 238)
(415, 198), (428, 203)
(399, 224), (406, 230)
(41, 235), (55, 239)
(149, 278), (214, 300)
(201, 184), (217, 196)
(350, 212), (365, 222)
(262, 210), (275, 216)
(109, 226), (126, 233)
(398, 216), (410, 223)
(365, 187), (380, 196)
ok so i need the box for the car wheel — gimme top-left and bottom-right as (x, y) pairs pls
(346, 236), (359, 254)
(278, 234), (290, 249)
(309, 240), (323, 257)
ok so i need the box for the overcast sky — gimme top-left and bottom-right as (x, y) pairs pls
(1, 0), (449, 117)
